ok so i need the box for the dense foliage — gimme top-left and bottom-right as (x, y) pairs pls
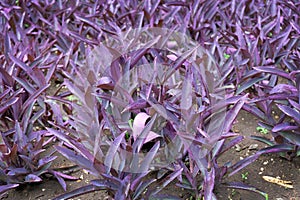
(0, 0), (299, 199)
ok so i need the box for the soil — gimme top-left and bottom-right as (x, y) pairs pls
(2, 111), (299, 200)
(215, 110), (300, 200)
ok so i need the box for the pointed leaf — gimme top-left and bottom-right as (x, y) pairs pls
(257, 144), (294, 154)
(277, 104), (300, 124)
(204, 168), (216, 200)
(25, 174), (42, 183)
(0, 184), (19, 194)
(224, 95), (247, 133)
(272, 123), (298, 132)
(138, 142), (160, 173)
(53, 184), (101, 200)
(253, 66), (290, 79)
(228, 154), (260, 176)
(250, 136), (274, 146)
(104, 132), (125, 173)
(55, 146), (98, 176)
(225, 182), (268, 200)
(149, 168), (183, 196)
(236, 76), (267, 95)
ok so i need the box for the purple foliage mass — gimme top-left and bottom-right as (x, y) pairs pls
(0, 0), (299, 199)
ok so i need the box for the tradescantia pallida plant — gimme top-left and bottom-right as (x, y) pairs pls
(242, 64), (300, 160)
(1, 0), (298, 199)
(0, 0), (79, 193)
(0, 58), (75, 194)
(217, 0), (300, 159)
(49, 28), (269, 199)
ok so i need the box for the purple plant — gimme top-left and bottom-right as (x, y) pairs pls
(0, 1), (77, 194)
(48, 25), (271, 199)
(242, 66), (300, 160)
(213, 0), (300, 159)
(0, 68), (76, 194)
(1, 0), (298, 199)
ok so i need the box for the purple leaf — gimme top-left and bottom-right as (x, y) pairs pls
(132, 178), (156, 199)
(236, 76), (267, 95)
(49, 170), (78, 181)
(250, 136), (274, 146)
(208, 95), (245, 114)
(242, 104), (269, 122)
(104, 131), (125, 173)
(24, 174), (42, 183)
(15, 121), (26, 150)
(149, 168), (183, 196)
(253, 66), (290, 79)
(225, 182), (268, 199)
(140, 94), (179, 125)
(8, 53), (46, 87)
(90, 179), (119, 190)
(219, 136), (244, 156)
(13, 76), (35, 94)
(38, 156), (58, 168)
(228, 154), (260, 177)
(0, 89), (11, 101)
(257, 144), (295, 154)
(101, 108), (123, 138)
(138, 142), (160, 173)
(223, 94), (247, 133)
(122, 99), (148, 112)
(272, 123), (298, 132)
(288, 99), (300, 111)
(270, 84), (297, 94)
(0, 184), (19, 194)
(53, 173), (67, 191)
(95, 76), (115, 90)
(130, 35), (161, 68)
(47, 128), (95, 162)
(21, 83), (50, 112)
(204, 168), (216, 200)
(53, 184), (102, 200)
(55, 146), (99, 176)
(277, 104), (300, 124)
(163, 45), (200, 82)
(7, 168), (28, 176)
(132, 113), (160, 143)
(181, 71), (193, 111)
(0, 97), (19, 114)
(132, 113), (157, 153)
(249, 93), (297, 103)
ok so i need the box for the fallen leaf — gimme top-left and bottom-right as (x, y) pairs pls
(262, 175), (293, 189)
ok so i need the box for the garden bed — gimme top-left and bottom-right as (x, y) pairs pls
(3, 111), (299, 200)
(1, 1), (299, 200)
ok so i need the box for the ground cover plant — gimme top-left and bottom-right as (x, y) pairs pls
(49, 29), (272, 199)
(0, 32), (74, 196)
(0, 0), (299, 199)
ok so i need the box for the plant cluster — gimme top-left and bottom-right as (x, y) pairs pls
(0, 0), (299, 199)
(0, 0), (78, 194)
